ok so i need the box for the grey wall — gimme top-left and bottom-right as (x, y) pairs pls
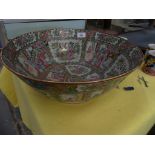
(3, 20), (86, 39)
(0, 22), (8, 47)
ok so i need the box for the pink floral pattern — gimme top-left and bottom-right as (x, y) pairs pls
(2, 28), (143, 103)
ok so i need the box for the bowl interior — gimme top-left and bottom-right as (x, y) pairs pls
(2, 29), (143, 82)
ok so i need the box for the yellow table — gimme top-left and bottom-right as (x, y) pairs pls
(0, 67), (155, 134)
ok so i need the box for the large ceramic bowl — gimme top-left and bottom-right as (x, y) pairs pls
(1, 28), (143, 103)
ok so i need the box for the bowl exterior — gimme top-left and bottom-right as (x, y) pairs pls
(18, 74), (127, 103)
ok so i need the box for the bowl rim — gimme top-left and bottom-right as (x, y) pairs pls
(1, 28), (144, 84)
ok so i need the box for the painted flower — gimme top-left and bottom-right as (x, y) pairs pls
(76, 85), (88, 92)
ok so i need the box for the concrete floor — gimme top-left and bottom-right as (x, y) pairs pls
(0, 91), (32, 135)
(148, 125), (155, 135)
(0, 92), (18, 134)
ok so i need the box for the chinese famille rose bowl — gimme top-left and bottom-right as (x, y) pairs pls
(1, 28), (143, 103)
